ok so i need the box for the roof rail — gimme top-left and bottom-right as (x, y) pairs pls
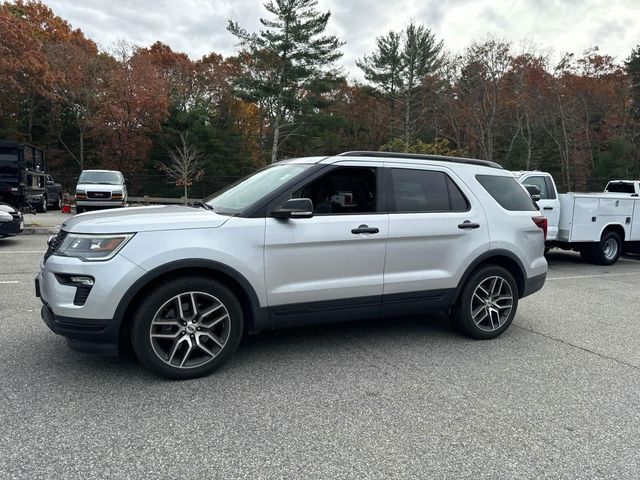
(337, 151), (503, 169)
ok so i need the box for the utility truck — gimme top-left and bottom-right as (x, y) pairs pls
(513, 171), (640, 265)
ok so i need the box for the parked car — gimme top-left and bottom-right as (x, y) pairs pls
(37, 151), (548, 379)
(604, 180), (640, 196)
(0, 202), (24, 237)
(75, 170), (127, 213)
(0, 139), (59, 212)
(514, 171), (640, 264)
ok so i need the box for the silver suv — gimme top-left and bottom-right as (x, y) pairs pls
(36, 152), (548, 379)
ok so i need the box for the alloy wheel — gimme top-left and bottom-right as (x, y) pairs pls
(470, 276), (514, 332)
(149, 291), (231, 369)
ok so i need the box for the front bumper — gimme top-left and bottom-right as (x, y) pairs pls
(37, 249), (146, 355)
(76, 199), (125, 208)
(40, 303), (118, 355)
(0, 217), (23, 236)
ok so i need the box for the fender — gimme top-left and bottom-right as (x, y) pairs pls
(113, 258), (266, 331)
(453, 249), (527, 302)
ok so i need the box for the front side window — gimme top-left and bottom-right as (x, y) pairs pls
(523, 176), (549, 199)
(207, 164), (312, 215)
(476, 174), (538, 211)
(389, 168), (469, 213)
(290, 167), (377, 214)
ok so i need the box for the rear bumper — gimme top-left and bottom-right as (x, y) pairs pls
(40, 303), (119, 356)
(522, 273), (546, 298)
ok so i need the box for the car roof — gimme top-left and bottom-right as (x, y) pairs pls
(79, 170), (123, 174)
(278, 151), (504, 171)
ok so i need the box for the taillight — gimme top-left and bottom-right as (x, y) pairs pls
(532, 216), (547, 241)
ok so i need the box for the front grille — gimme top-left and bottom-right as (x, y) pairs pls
(87, 191), (111, 199)
(44, 230), (68, 262)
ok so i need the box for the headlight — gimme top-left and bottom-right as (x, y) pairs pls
(54, 233), (134, 261)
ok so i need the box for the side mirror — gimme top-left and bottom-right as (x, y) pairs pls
(524, 184), (541, 202)
(0, 211), (13, 223)
(271, 198), (314, 219)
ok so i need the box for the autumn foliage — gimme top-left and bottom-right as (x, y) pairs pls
(1, 0), (639, 195)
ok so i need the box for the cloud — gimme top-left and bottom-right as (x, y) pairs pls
(45, 0), (640, 77)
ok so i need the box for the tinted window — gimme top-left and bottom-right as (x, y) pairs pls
(291, 167), (377, 214)
(389, 169), (469, 212)
(476, 175), (538, 211)
(606, 182), (635, 193)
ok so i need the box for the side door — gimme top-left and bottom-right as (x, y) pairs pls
(521, 174), (560, 241)
(382, 164), (489, 315)
(264, 163), (388, 326)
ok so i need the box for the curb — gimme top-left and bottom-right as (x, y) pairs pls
(22, 226), (59, 235)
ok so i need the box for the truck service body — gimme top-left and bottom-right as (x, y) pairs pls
(514, 171), (640, 264)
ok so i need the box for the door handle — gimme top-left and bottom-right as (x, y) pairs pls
(458, 221), (480, 230)
(543, 206), (553, 210)
(351, 225), (379, 235)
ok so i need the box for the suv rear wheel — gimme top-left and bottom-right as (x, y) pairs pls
(452, 265), (518, 339)
(131, 275), (244, 379)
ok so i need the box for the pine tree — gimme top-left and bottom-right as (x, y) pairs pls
(357, 22), (442, 147)
(227, 0), (344, 163)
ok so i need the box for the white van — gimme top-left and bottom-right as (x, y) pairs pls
(75, 170), (127, 213)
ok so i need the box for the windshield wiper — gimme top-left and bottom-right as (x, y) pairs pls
(190, 201), (214, 211)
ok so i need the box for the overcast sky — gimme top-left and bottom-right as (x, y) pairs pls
(46, 0), (639, 79)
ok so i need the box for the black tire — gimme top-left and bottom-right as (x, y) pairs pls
(452, 265), (518, 340)
(131, 275), (244, 380)
(580, 231), (621, 266)
(76, 206), (84, 214)
(54, 195), (62, 210)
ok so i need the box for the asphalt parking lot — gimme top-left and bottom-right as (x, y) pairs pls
(1, 235), (640, 479)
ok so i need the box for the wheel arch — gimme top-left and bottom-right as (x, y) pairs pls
(600, 223), (625, 242)
(453, 250), (527, 302)
(116, 259), (267, 350)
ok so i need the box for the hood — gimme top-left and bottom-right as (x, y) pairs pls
(62, 205), (231, 234)
(76, 183), (123, 192)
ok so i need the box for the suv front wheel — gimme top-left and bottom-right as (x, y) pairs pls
(131, 275), (244, 379)
(452, 265), (518, 339)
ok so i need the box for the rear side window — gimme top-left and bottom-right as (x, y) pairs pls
(389, 169), (469, 212)
(606, 182), (635, 193)
(476, 175), (538, 211)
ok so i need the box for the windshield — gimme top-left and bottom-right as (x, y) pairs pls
(78, 171), (122, 185)
(205, 164), (312, 215)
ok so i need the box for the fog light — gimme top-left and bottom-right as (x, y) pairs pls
(69, 276), (94, 286)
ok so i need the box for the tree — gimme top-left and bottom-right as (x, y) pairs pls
(91, 41), (170, 173)
(158, 132), (205, 204)
(227, 0), (344, 163)
(357, 22), (442, 146)
(356, 31), (402, 135)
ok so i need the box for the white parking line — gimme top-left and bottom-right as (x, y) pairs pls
(0, 251), (46, 254)
(547, 272), (640, 281)
(0, 281), (20, 284)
